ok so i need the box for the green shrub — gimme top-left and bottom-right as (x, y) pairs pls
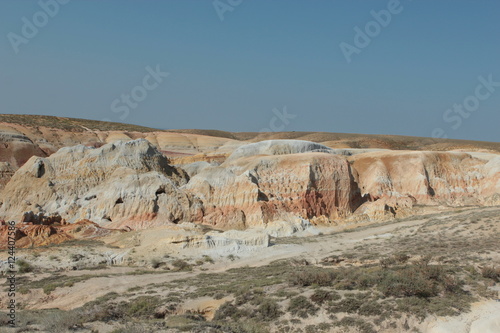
(255, 299), (282, 321)
(16, 259), (33, 273)
(334, 316), (376, 333)
(235, 289), (266, 306)
(288, 296), (318, 318)
(43, 284), (57, 294)
(328, 296), (364, 314)
(288, 268), (336, 287)
(121, 296), (162, 318)
(358, 300), (384, 316)
(310, 289), (339, 305)
(39, 310), (83, 333)
(378, 267), (438, 298)
(214, 301), (242, 321)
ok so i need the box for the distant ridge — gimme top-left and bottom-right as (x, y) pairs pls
(1, 114), (499, 152)
(0, 114), (161, 132)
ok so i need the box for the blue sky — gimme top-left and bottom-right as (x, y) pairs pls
(0, 0), (499, 141)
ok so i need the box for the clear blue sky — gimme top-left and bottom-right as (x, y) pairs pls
(1, 0), (499, 141)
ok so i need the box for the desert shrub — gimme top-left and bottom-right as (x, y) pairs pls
(334, 316), (376, 333)
(305, 323), (332, 333)
(481, 266), (500, 282)
(94, 292), (120, 303)
(120, 296), (162, 318)
(81, 302), (123, 322)
(415, 255), (433, 268)
(172, 259), (191, 271)
(213, 301), (242, 321)
(395, 296), (431, 319)
(43, 284), (57, 294)
(424, 265), (445, 281)
(442, 275), (463, 294)
(39, 310), (83, 333)
(358, 300), (384, 316)
(378, 267), (438, 298)
(394, 253), (410, 264)
(150, 258), (162, 269)
(70, 253), (85, 262)
(203, 255), (215, 264)
(328, 296), (364, 314)
(34, 274), (101, 295)
(16, 259), (33, 273)
(287, 296), (318, 318)
(18, 286), (31, 294)
(235, 289), (266, 306)
(288, 268), (336, 287)
(255, 299), (282, 321)
(310, 289), (340, 305)
(380, 256), (397, 268)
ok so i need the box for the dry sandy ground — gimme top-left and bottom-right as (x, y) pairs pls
(2, 206), (499, 332)
(21, 212), (440, 310)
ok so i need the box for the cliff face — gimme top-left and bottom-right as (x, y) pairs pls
(350, 151), (500, 206)
(0, 139), (498, 233)
(184, 152), (362, 229)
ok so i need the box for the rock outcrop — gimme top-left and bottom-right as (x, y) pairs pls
(0, 162), (15, 192)
(350, 151), (500, 207)
(0, 219), (115, 249)
(184, 140), (363, 229)
(0, 139), (203, 228)
(0, 138), (499, 236)
(225, 140), (334, 162)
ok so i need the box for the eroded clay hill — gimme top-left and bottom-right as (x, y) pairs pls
(2, 114), (500, 191)
(0, 138), (498, 238)
(0, 140), (203, 230)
